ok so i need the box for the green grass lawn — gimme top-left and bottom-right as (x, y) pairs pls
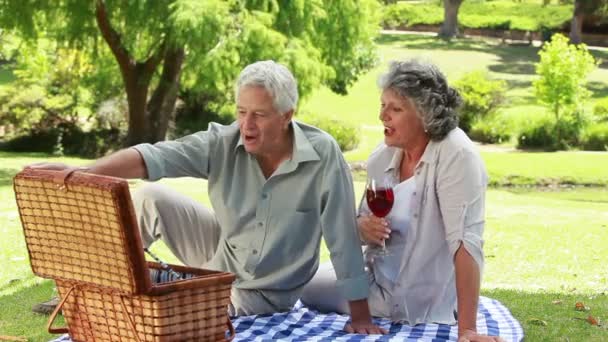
(1, 153), (608, 341)
(482, 151), (608, 186)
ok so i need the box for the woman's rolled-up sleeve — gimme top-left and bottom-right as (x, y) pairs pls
(437, 148), (487, 270)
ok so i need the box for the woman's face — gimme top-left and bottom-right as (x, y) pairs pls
(379, 88), (426, 148)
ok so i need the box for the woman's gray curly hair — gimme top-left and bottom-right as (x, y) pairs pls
(378, 60), (461, 141)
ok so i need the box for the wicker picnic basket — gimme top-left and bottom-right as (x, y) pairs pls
(14, 168), (236, 341)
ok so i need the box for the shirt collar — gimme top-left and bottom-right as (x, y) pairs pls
(384, 147), (403, 173)
(291, 120), (320, 163)
(234, 120), (320, 164)
(420, 139), (437, 165)
(383, 139), (437, 173)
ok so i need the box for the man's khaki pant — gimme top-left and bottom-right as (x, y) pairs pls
(132, 183), (296, 316)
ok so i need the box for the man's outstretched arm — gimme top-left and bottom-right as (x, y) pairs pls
(26, 148), (148, 179)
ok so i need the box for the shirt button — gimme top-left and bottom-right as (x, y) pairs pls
(257, 222), (263, 227)
(414, 213), (418, 218)
(252, 249), (258, 255)
(262, 193), (268, 199)
(413, 192), (416, 196)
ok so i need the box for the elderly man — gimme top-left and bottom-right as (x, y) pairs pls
(28, 60), (385, 334)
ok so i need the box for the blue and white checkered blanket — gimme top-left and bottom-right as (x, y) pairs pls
(51, 296), (523, 341)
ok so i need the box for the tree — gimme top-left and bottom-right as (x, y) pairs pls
(569, 0), (607, 44)
(438, 0), (464, 39)
(533, 33), (597, 147)
(0, 43), (95, 136)
(0, 0), (379, 146)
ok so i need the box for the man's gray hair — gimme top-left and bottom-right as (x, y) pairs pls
(378, 60), (461, 141)
(236, 60), (299, 115)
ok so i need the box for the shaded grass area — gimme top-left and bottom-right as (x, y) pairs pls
(0, 280), (63, 342)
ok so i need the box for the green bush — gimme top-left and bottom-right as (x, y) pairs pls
(593, 98), (608, 122)
(0, 45), (100, 137)
(0, 124), (123, 158)
(170, 106), (235, 139)
(516, 117), (556, 150)
(468, 114), (512, 144)
(61, 126), (124, 157)
(516, 116), (581, 151)
(454, 70), (507, 133)
(382, 3), (443, 28)
(460, 16), (513, 30)
(381, 1), (572, 31)
(581, 123), (608, 151)
(297, 114), (360, 152)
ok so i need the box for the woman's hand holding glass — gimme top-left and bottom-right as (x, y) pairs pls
(357, 215), (391, 246)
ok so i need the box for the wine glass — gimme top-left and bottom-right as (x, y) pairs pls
(365, 176), (395, 256)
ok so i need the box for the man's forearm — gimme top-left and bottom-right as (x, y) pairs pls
(454, 243), (480, 337)
(87, 148), (148, 179)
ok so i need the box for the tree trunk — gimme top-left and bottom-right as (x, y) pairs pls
(95, 0), (183, 146)
(438, 0), (463, 39)
(569, 0), (584, 44)
(144, 48), (186, 143)
(123, 64), (153, 147)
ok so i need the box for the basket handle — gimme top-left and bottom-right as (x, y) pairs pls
(226, 316), (236, 341)
(47, 286), (75, 334)
(119, 295), (142, 342)
(51, 167), (89, 189)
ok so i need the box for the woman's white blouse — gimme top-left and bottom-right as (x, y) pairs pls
(360, 176), (416, 284)
(358, 128), (488, 325)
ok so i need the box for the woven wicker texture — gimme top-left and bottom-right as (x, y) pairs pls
(14, 169), (236, 341)
(56, 277), (232, 341)
(14, 169), (147, 294)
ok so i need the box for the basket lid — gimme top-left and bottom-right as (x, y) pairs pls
(14, 168), (152, 295)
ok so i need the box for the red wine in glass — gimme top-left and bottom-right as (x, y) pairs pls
(365, 177), (395, 256)
(366, 187), (394, 218)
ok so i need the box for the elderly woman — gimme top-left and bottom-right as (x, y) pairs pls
(302, 60), (504, 342)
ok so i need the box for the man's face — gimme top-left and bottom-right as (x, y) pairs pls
(236, 85), (292, 157)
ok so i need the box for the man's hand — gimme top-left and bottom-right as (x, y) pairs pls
(357, 214), (390, 246)
(344, 321), (387, 334)
(346, 299), (387, 335)
(24, 162), (72, 171)
(458, 329), (506, 342)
